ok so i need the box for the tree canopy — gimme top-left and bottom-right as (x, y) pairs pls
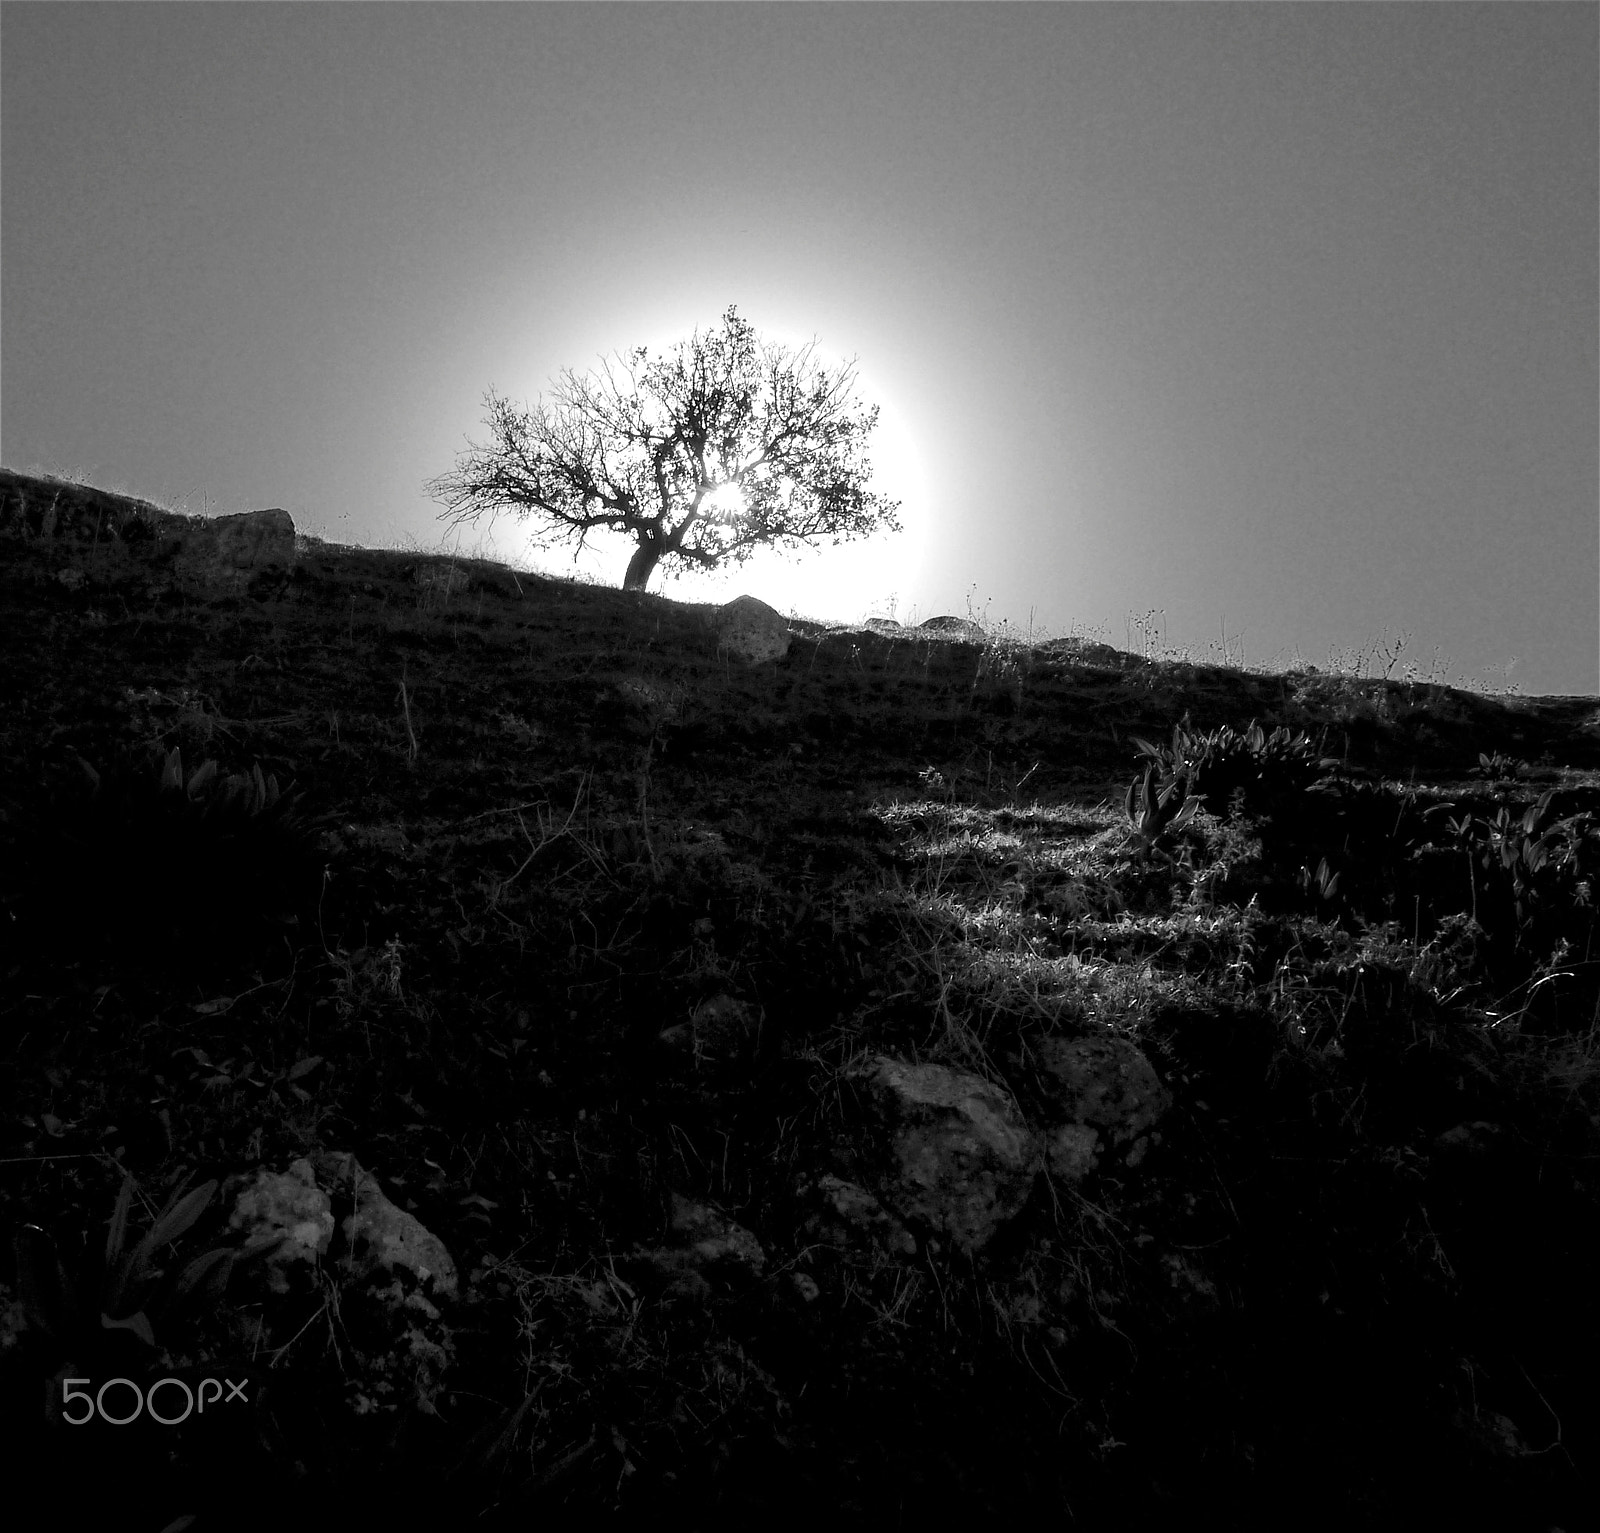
(427, 307), (901, 592)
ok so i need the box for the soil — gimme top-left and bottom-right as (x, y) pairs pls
(2, 469), (1599, 1530)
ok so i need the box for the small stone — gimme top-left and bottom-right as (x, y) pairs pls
(635, 1194), (767, 1306)
(668, 1192), (766, 1276)
(799, 1174), (918, 1258)
(692, 995), (758, 1058)
(1433, 1121), (1503, 1159)
(657, 1022), (695, 1053)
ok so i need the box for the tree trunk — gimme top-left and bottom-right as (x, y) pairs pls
(623, 539), (660, 592)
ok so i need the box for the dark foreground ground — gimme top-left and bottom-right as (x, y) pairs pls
(2, 471), (1599, 1530)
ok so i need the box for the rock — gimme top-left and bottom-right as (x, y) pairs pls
(714, 594), (791, 663)
(669, 1193), (766, 1273)
(1043, 637), (1130, 669)
(656, 1021), (693, 1053)
(414, 562), (469, 597)
(1163, 1252), (1220, 1312)
(227, 1158), (335, 1293)
(615, 675), (679, 724)
(0, 472), (297, 587)
(314, 1150), (459, 1298)
(636, 1193), (767, 1305)
(1433, 1120), (1502, 1157)
(657, 994), (760, 1066)
(853, 1056), (1041, 1255)
(0, 471), (296, 587)
(1033, 1034), (1172, 1182)
(918, 615), (984, 641)
(1453, 1408), (1530, 1459)
(798, 1173), (917, 1259)
(227, 1153), (459, 1415)
(646, 1253), (714, 1305)
(347, 1286), (456, 1417)
(863, 617), (902, 634)
(173, 507), (297, 582)
(1044, 1122), (1103, 1184)
(0, 1281), (31, 1354)
(227, 1152), (459, 1299)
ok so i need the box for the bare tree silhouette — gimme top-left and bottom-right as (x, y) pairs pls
(427, 307), (901, 592)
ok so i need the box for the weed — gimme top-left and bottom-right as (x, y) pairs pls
(1122, 760), (1203, 862)
(12, 1166), (272, 1365)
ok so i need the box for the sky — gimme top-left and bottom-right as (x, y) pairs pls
(3, 3), (1595, 695)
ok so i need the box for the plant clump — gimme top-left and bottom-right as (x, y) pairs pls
(1, 745), (329, 985)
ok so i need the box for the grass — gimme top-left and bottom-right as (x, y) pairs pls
(0, 466), (1597, 1529)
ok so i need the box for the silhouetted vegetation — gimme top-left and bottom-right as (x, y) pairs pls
(426, 307), (900, 592)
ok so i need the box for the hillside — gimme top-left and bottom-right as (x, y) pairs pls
(2, 468), (1598, 1530)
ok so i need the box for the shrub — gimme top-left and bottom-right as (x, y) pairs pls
(1474, 751), (1530, 782)
(1130, 718), (1333, 822)
(1, 745), (330, 981)
(1430, 791), (1598, 959)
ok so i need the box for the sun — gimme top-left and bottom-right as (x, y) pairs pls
(702, 482), (747, 521)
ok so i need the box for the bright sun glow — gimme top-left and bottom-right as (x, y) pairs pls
(486, 334), (930, 627)
(702, 482), (747, 521)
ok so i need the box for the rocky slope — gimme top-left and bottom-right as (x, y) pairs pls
(2, 468), (1598, 1529)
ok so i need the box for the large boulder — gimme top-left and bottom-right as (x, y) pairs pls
(1042, 637), (1133, 670)
(852, 1056), (1041, 1255)
(714, 594), (791, 663)
(0, 472), (298, 588)
(918, 615), (984, 641)
(172, 506), (297, 581)
(1033, 1034), (1172, 1182)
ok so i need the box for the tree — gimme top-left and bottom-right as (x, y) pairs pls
(426, 307), (901, 592)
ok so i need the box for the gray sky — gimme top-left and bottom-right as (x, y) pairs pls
(4, 3), (1595, 694)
